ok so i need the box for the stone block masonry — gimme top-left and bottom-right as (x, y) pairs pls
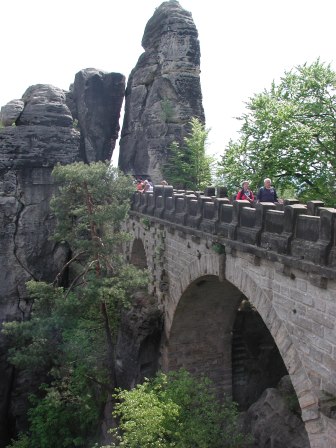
(126, 185), (336, 447)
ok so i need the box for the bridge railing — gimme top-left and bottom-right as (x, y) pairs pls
(130, 186), (336, 269)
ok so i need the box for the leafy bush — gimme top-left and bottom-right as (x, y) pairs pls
(27, 379), (99, 448)
(141, 217), (151, 230)
(6, 434), (30, 448)
(108, 369), (248, 448)
(212, 242), (225, 254)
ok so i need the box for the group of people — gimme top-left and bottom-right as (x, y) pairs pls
(135, 178), (168, 193)
(236, 178), (280, 203)
(136, 178), (153, 193)
(135, 176), (280, 204)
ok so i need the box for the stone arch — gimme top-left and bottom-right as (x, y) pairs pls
(167, 252), (223, 311)
(163, 251), (322, 442)
(224, 256), (319, 420)
(164, 274), (242, 394)
(224, 255), (326, 443)
(130, 238), (148, 270)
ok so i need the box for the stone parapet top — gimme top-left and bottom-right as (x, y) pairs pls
(130, 186), (336, 274)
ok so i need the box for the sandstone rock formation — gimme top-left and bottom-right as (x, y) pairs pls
(0, 100), (24, 127)
(241, 376), (310, 448)
(68, 69), (125, 162)
(115, 291), (163, 390)
(102, 291), (163, 444)
(0, 72), (125, 445)
(0, 85), (80, 444)
(118, 0), (204, 183)
(18, 84), (74, 127)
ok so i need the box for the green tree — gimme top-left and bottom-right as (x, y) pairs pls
(3, 162), (148, 448)
(218, 59), (336, 204)
(107, 370), (248, 448)
(164, 117), (214, 190)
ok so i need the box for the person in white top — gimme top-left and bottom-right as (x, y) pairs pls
(142, 179), (153, 192)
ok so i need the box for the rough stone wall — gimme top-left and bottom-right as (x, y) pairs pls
(226, 250), (336, 447)
(126, 207), (336, 447)
(126, 218), (239, 395)
(118, 1), (204, 183)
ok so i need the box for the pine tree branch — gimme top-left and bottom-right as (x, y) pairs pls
(53, 251), (87, 286)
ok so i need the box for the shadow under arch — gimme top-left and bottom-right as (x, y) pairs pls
(165, 273), (291, 405)
(224, 260), (319, 416)
(166, 274), (242, 394)
(129, 237), (148, 270)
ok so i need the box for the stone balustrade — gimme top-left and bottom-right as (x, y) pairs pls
(130, 186), (336, 273)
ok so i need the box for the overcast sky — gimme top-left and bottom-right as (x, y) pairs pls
(1, 0), (336, 164)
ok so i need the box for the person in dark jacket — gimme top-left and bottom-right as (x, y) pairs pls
(236, 181), (254, 203)
(257, 178), (279, 203)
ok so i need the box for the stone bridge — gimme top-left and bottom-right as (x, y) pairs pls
(125, 185), (336, 447)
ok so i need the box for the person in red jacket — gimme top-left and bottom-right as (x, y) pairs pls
(236, 180), (254, 203)
(136, 178), (145, 192)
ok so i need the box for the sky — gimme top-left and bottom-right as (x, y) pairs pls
(1, 0), (336, 165)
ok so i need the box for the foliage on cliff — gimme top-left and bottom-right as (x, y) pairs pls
(218, 60), (336, 204)
(163, 117), (214, 190)
(101, 369), (248, 448)
(3, 162), (148, 448)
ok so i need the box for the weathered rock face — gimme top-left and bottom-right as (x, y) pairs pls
(101, 291), (163, 444)
(0, 74), (125, 446)
(118, 0), (204, 183)
(68, 69), (125, 162)
(18, 84), (74, 127)
(0, 87), (80, 445)
(241, 376), (310, 448)
(115, 291), (163, 390)
(0, 100), (24, 127)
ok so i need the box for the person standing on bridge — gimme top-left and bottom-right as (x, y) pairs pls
(257, 178), (279, 203)
(236, 180), (255, 203)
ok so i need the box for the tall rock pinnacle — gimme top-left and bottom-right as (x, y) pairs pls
(118, 0), (204, 183)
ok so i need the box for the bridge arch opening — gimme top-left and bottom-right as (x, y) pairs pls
(166, 275), (242, 393)
(129, 238), (148, 270)
(166, 275), (288, 402)
(165, 274), (309, 446)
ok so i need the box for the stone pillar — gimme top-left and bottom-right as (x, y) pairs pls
(228, 200), (251, 240)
